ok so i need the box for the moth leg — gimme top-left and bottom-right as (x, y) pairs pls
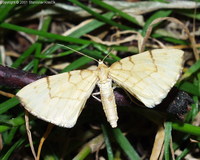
(92, 92), (101, 102)
(92, 85), (118, 102)
(112, 86), (117, 90)
(112, 82), (120, 90)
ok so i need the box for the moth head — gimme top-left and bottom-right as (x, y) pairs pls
(97, 61), (109, 82)
(98, 60), (107, 68)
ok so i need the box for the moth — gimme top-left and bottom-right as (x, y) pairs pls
(17, 49), (184, 128)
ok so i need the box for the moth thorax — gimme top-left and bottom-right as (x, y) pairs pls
(98, 63), (109, 83)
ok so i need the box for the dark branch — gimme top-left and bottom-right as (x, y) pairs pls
(0, 65), (193, 119)
(0, 65), (45, 88)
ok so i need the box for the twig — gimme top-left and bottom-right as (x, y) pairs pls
(150, 125), (165, 160)
(25, 111), (37, 160)
(0, 90), (15, 98)
(36, 124), (54, 160)
(0, 65), (45, 88)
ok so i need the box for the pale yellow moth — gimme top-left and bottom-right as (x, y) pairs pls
(17, 49), (184, 128)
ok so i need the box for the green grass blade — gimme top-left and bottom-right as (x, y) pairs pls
(91, 0), (141, 26)
(0, 1), (16, 22)
(179, 82), (199, 96)
(72, 145), (91, 160)
(38, 16), (52, 40)
(151, 0), (169, 2)
(12, 0), (48, 13)
(69, 12), (115, 38)
(182, 60), (200, 79)
(0, 138), (25, 160)
(22, 60), (35, 71)
(176, 9), (200, 20)
(93, 44), (121, 62)
(0, 23), (91, 45)
(172, 122), (200, 136)
(61, 56), (93, 73)
(112, 45), (138, 53)
(40, 15), (51, 31)
(69, 0), (131, 30)
(164, 122), (172, 160)
(101, 125), (114, 160)
(175, 144), (191, 160)
(38, 44), (65, 58)
(185, 96), (199, 122)
(142, 10), (172, 36)
(32, 16), (52, 72)
(112, 128), (140, 160)
(0, 97), (19, 114)
(9, 116), (25, 126)
(190, 96), (199, 121)
(0, 125), (10, 132)
(55, 44), (91, 58)
(32, 43), (42, 73)
(153, 34), (188, 45)
(0, 115), (24, 127)
(11, 43), (38, 68)
(4, 127), (18, 144)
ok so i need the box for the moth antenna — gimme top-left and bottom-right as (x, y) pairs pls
(102, 48), (114, 62)
(58, 44), (98, 63)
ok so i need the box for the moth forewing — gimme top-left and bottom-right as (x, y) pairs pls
(109, 48), (184, 108)
(17, 70), (98, 128)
